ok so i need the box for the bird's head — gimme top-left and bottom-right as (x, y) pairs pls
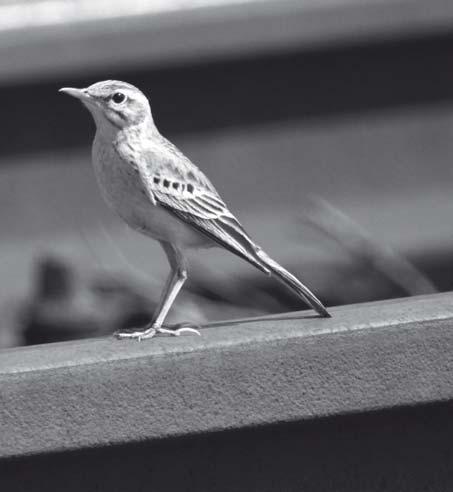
(59, 80), (153, 135)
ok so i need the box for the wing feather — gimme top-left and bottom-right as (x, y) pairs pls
(119, 134), (270, 274)
(154, 188), (270, 274)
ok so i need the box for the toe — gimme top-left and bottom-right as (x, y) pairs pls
(156, 326), (201, 337)
(176, 327), (201, 336)
(137, 329), (157, 340)
(114, 328), (156, 340)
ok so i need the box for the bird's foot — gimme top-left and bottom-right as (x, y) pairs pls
(114, 322), (201, 341)
(114, 326), (157, 341)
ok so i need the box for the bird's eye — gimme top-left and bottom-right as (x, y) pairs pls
(112, 92), (126, 104)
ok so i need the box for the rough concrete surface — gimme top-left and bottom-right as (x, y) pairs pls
(1, 293), (453, 461)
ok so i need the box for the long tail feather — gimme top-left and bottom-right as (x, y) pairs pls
(256, 250), (331, 318)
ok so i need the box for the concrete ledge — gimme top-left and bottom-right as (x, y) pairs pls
(1, 292), (453, 458)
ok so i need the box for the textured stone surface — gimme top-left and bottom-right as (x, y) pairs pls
(1, 293), (453, 460)
(2, 402), (453, 492)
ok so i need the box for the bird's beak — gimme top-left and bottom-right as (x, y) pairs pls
(59, 87), (90, 101)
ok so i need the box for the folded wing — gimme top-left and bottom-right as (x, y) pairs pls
(154, 182), (271, 275)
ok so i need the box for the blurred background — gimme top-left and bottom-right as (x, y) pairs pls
(1, 0), (453, 347)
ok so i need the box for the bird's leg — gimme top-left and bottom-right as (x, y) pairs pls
(115, 242), (200, 340)
(150, 243), (200, 337)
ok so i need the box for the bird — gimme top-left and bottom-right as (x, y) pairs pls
(59, 80), (330, 340)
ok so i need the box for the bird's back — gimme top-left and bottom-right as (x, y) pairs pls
(146, 132), (220, 196)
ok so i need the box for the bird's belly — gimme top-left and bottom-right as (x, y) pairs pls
(92, 144), (210, 249)
(139, 204), (211, 248)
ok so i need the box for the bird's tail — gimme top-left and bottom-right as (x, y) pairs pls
(256, 249), (331, 318)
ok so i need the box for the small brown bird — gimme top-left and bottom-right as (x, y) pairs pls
(60, 80), (330, 340)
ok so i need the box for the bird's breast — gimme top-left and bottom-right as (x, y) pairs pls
(91, 137), (210, 249)
(92, 138), (149, 225)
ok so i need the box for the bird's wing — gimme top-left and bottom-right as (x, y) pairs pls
(136, 140), (271, 274)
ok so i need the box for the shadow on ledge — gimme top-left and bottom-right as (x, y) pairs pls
(2, 401), (452, 492)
